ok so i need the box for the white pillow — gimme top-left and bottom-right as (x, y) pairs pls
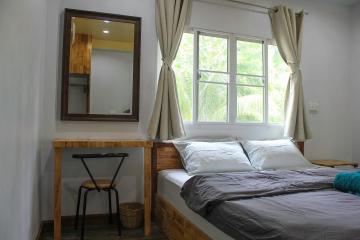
(241, 139), (313, 170)
(173, 141), (255, 175)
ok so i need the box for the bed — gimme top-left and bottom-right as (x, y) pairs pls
(157, 169), (232, 240)
(152, 142), (215, 240)
(152, 141), (360, 240)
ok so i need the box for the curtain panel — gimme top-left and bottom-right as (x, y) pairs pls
(269, 5), (311, 141)
(148, 0), (192, 140)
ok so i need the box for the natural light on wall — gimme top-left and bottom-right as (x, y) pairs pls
(173, 32), (289, 125)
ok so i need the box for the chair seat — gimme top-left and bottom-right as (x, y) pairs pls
(81, 179), (116, 189)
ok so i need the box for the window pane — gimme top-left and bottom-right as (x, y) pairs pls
(199, 71), (229, 84)
(237, 40), (263, 76)
(199, 34), (228, 72)
(198, 82), (227, 122)
(268, 45), (289, 124)
(237, 86), (263, 123)
(236, 75), (263, 86)
(174, 33), (194, 122)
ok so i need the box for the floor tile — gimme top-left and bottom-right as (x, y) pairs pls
(41, 223), (167, 240)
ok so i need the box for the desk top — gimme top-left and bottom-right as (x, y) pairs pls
(53, 138), (153, 148)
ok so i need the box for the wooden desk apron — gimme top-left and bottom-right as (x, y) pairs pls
(52, 139), (153, 240)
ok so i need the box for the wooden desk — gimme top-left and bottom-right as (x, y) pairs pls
(52, 139), (153, 240)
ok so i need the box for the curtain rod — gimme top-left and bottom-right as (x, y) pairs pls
(195, 0), (309, 15)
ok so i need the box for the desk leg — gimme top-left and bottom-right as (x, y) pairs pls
(144, 146), (152, 236)
(54, 147), (62, 240)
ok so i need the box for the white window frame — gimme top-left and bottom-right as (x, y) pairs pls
(235, 37), (267, 124)
(193, 30), (230, 123)
(185, 29), (281, 126)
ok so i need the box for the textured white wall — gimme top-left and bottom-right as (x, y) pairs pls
(0, 0), (46, 239)
(287, 0), (352, 161)
(40, 0), (355, 221)
(189, 0), (272, 39)
(90, 49), (133, 114)
(186, 0), (354, 162)
(40, 0), (157, 220)
(350, 3), (360, 161)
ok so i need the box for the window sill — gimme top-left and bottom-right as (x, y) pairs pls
(184, 122), (283, 127)
(182, 122), (284, 139)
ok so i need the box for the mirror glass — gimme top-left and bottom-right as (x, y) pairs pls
(69, 17), (134, 115)
(61, 9), (141, 121)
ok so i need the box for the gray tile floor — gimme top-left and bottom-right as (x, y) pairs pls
(41, 223), (167, 240)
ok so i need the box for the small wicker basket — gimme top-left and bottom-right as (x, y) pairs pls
(119, 202), (144, 229)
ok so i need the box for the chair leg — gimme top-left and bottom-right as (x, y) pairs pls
(74, 186), (83, 229)
(81, 189), (89, 240)
(108, 190), (113, 224)
(113, 188), (122, 236)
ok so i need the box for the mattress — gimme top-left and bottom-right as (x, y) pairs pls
(157, 169), (234, 240)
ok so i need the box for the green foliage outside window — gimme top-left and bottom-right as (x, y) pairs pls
(268, 45), (289, 124)
(237, 40), (264, 123)
(199, 34), (228, 72)
(173, 32), (289, 124)
(173, 33), (193, 121)
(198, 34), (228, 122)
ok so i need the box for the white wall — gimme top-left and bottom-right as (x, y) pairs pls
(186, 0), (353, 162)
(289, 0), (352, 161)
(68, 82), (87, 113)
(350, 3), (360, 161)
(189, 0), (272, 39)
(90, 49), (133, 114)
(40, 0), (355, 221)
(0, 0), (46, 239)
(41, 0), (157, 220)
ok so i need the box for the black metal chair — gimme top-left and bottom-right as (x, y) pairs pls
(73, 153), (128, 240)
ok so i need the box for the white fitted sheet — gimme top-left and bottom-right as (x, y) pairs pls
(157, 169), (234, 240)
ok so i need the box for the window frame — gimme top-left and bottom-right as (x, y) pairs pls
(181, 29), (283, 126)
(194, 30), (230, 123)
(235, 37), (267, 124)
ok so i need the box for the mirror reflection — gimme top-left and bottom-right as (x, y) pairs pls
(68, 17), (134, 115)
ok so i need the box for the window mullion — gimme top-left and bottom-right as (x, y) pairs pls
(229, 34), (237, 124)
(264, 41), (269, 124)
(193, 30), (200, 123)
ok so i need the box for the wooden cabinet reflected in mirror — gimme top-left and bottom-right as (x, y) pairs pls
(61, 9), (141, 121)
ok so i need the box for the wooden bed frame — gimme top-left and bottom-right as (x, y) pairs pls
(152, 141), (305, 240)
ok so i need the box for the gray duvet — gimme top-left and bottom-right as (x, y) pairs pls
(181, 168), (360, 240)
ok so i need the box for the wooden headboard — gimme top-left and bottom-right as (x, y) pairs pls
(151, 141), (304, 205)
(151, 142), (182, 198)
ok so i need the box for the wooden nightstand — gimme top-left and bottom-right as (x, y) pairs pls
(310, 159), (358, 168)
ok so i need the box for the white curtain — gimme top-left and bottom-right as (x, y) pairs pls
(148, 0), (192, 140)
(269, 5), (311, 141)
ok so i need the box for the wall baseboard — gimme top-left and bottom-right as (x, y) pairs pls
(36, 214), (115, 239)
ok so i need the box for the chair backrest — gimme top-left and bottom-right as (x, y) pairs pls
(73, 153), (128, 191)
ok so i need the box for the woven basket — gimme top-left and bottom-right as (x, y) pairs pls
(119, 202), (144, 229)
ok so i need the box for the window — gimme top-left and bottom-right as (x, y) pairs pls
(173, 33), (193, 122)
(236, 40), (264, 123)
(198, 33), (229, 122)
(174, 31), (289, 124)
(268, 44), (289, 124)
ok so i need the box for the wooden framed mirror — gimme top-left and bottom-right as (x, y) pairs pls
(61, 9), (141, 121)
